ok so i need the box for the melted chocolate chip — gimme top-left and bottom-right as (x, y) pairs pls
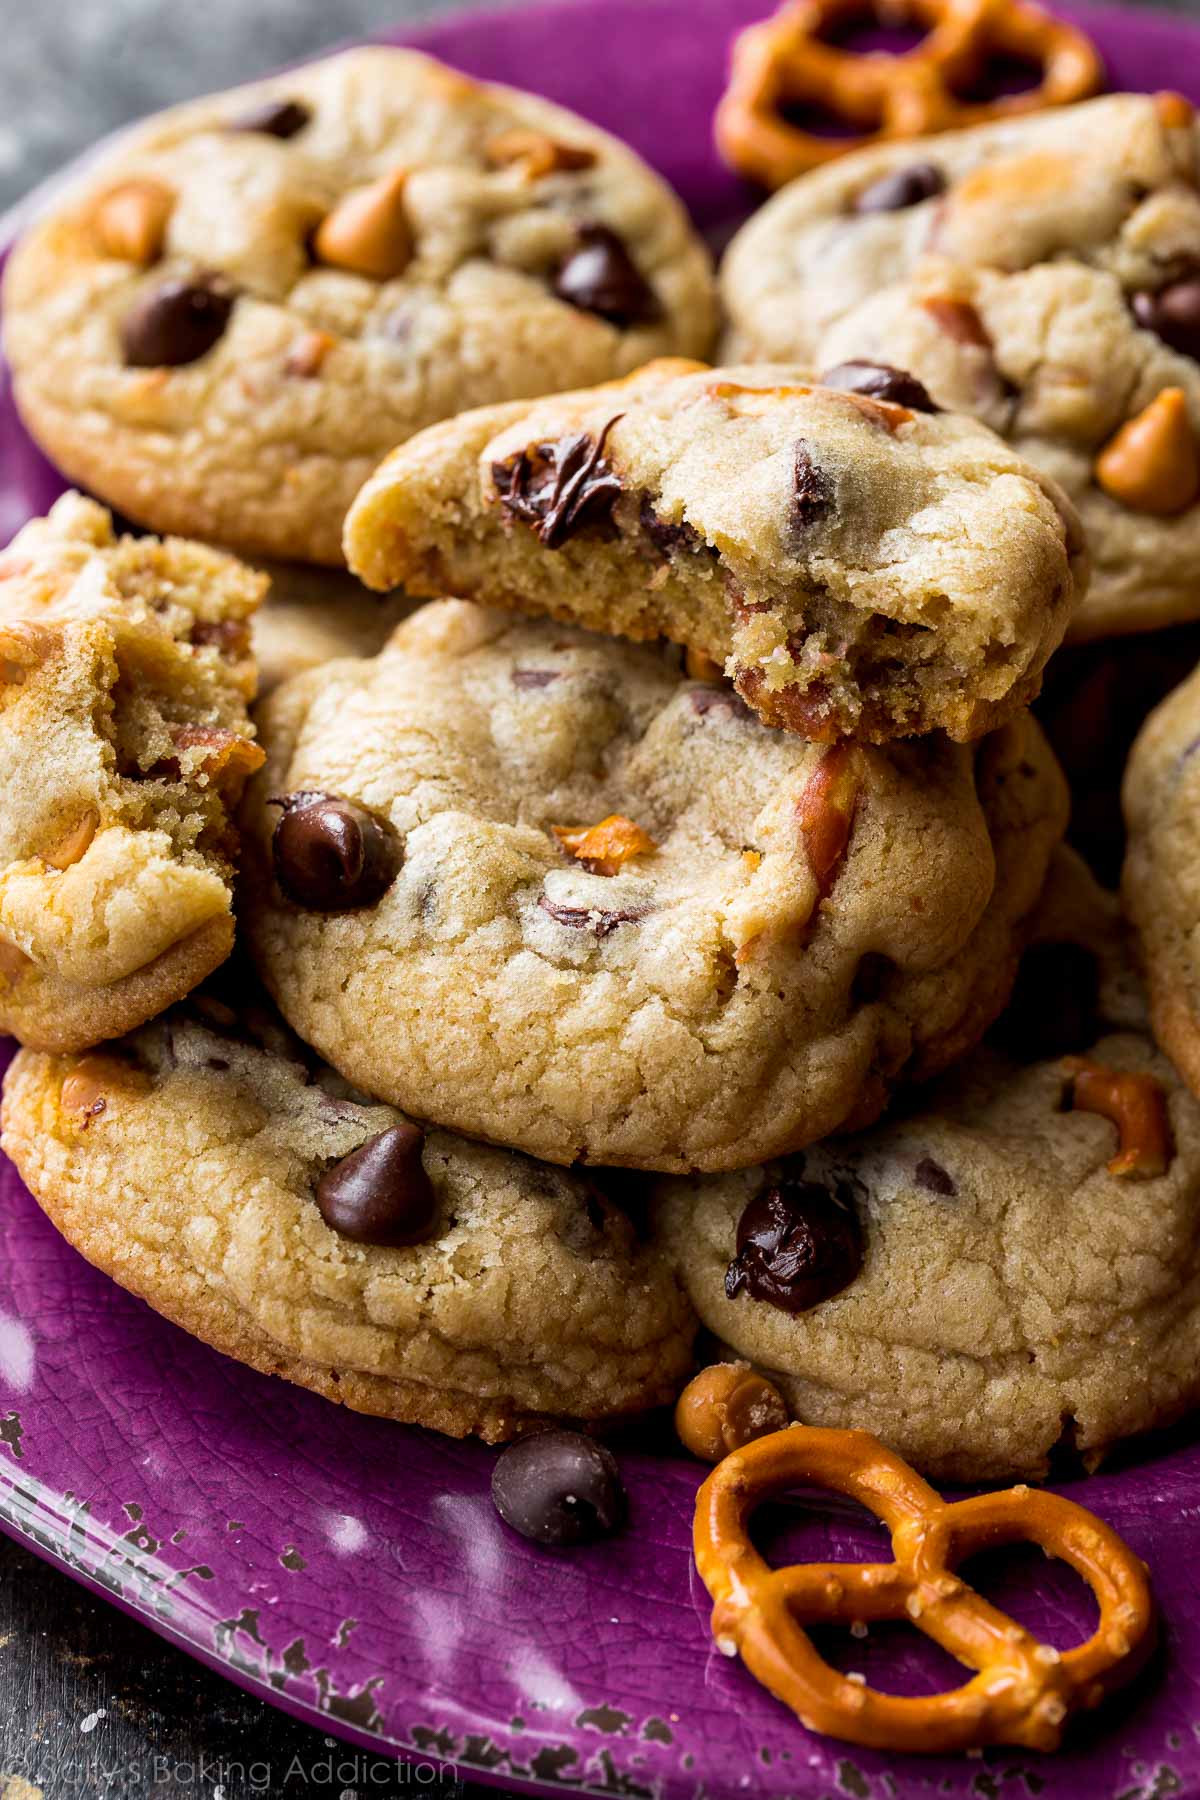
(793, 442), (833, 528)
(914, 1157), (956, 1197)
(639, 496), (704, 556)
(538, 894), (649, 937)
(491, 1430), (626, 1546)
(990, 940), (1100, 1062)
(510, 667), (561, 689)
(315, 1124), (437, 1246)
(688, 687), (755, 722)
(493, 417), (623, 549)
(553, 224), (661, 327)
(819, 360), (939, 413)
(121, 275), (235, 368)
(227, 97), (312, 138)
(725, 1177), (862, 1313)
(852, 162), (945, 215)
(1131, 278), (1200, 362)
(270, 791), (399, 911)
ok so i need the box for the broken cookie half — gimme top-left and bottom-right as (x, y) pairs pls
(345, 358), (1086, 743)
(0, 493), (265, 1050)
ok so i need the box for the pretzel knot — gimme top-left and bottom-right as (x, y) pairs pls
(693, 1426), (1154, 1752)
(715, 0), (1104, 188)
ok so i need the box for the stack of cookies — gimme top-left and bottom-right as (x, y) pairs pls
(2, 50), (1200, 1498)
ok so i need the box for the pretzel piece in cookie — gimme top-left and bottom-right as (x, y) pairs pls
(716, 0), (1103, 189)
(694, 1425), (1153, 1752)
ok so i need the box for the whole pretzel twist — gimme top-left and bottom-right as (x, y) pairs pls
(715, 0), (1104, 188)
(693, 1426), (1154, 1753)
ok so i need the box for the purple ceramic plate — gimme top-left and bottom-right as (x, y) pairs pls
(3, 2), (1200, 1794)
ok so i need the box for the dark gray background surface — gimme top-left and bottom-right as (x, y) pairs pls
(1, 0), (1198, 1794)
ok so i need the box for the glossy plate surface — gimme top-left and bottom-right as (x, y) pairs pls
(2, 2), (1200, 1794)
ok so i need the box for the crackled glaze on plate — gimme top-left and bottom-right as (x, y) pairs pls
(2, 3), (1200, 1795)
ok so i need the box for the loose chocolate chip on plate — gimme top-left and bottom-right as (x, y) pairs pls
(793, 441), (833, 528)
(725, 1175), (863, 1313)
(316, 1123), (437, 1246)
(492, 1430), (626, 1546)
(228, 98), (312, 138)
(1131, 278), (1200, 362)
(553, 223), (661, 327)
(271, 790), (399, 911)
(121, 275), (235, 368)
(820, 360), (938, 413)
(852, 161), (945, 215)
(989, 940), (1101, 1062)
(493, 417), (623, 549)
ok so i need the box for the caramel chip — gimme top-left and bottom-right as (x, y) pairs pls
(922, 296), (992, 349)
(1155, 90), (1195, 129)
(553, 813), (657, 877)
(93, 179), (174, 265)
(312, 170), (412, 281)
(1094, 388), (1200, 515)
(61, 1054), (150, 1130)
(484, 129), (596, 179)
(41, 810), (99, 872)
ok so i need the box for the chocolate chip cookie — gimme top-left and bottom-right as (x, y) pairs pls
(345, 359), (1084, 743)
(0, 493), (263, 1051)
(656, 851), (1200, 1481)
(241, 598), (1068, 1173)
(721, 93), (1200, 642)
(1121, 659), (1200, 1103)
(2, 47), (716, 566)
(1, 991), (696, 1440)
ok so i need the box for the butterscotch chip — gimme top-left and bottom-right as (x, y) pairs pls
(284, 330), (336, 378)
(1063, 1056), (1174, 1177)
(484, 129), (596, 178)
(92, 179), (174, 265)
(1094, 389), (1200, 516)
(675, 1362), (789, 1461)
(41, 811), (99, 871)
(60, 1053), (149, 1128)
(553, 814), (657, 877)
(312, 169), (413, 281)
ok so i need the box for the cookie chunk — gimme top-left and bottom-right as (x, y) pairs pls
(0, 493), (264, 1051)
(2, 48), (716, 566)
(655, 852), (1200, 1481)
(721, 93), (1200, 641)
(345, 359), (1083, 743)
(2, 993), (695, 1439)
(241, 599), (1068, 1172)
(1121, 660), (1200, 1102)
(250, 562), (416, 695)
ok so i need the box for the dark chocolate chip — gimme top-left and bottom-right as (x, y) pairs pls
(120, 275), (235, 368)
(538, 894), (649, 937)
(491, 1430), (626, 1546)
(552, 224), (661, 328)
(793, 441), (833, 528)
(688, 687), (755, 722)
(914, 1157), (956, 1197)
(989, 940), (1100, 1063)
(511, 667), (561, 689)
(819, 360), (938, 413)
(639, 496), (704, 556)
(315, 1124), (437, 1246)
(852, 162), (945, 215)
(227, 97), (312, 138)
(725, 1176), (862, 1313)
(493, 417), (623, 549)
(1131, 278), (1200, 362)
(270, 791), (399, 911)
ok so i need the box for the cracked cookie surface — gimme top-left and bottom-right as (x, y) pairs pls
(242, 598), (1067, 1172)
(0, 492), (264, 1050)
(3, 47), (716, 566)
(1, 992), (696, 1440)
(721, 93), (1200, 642)
(345, 359), (1084, 743)
(655, 852), (1200, 1480)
